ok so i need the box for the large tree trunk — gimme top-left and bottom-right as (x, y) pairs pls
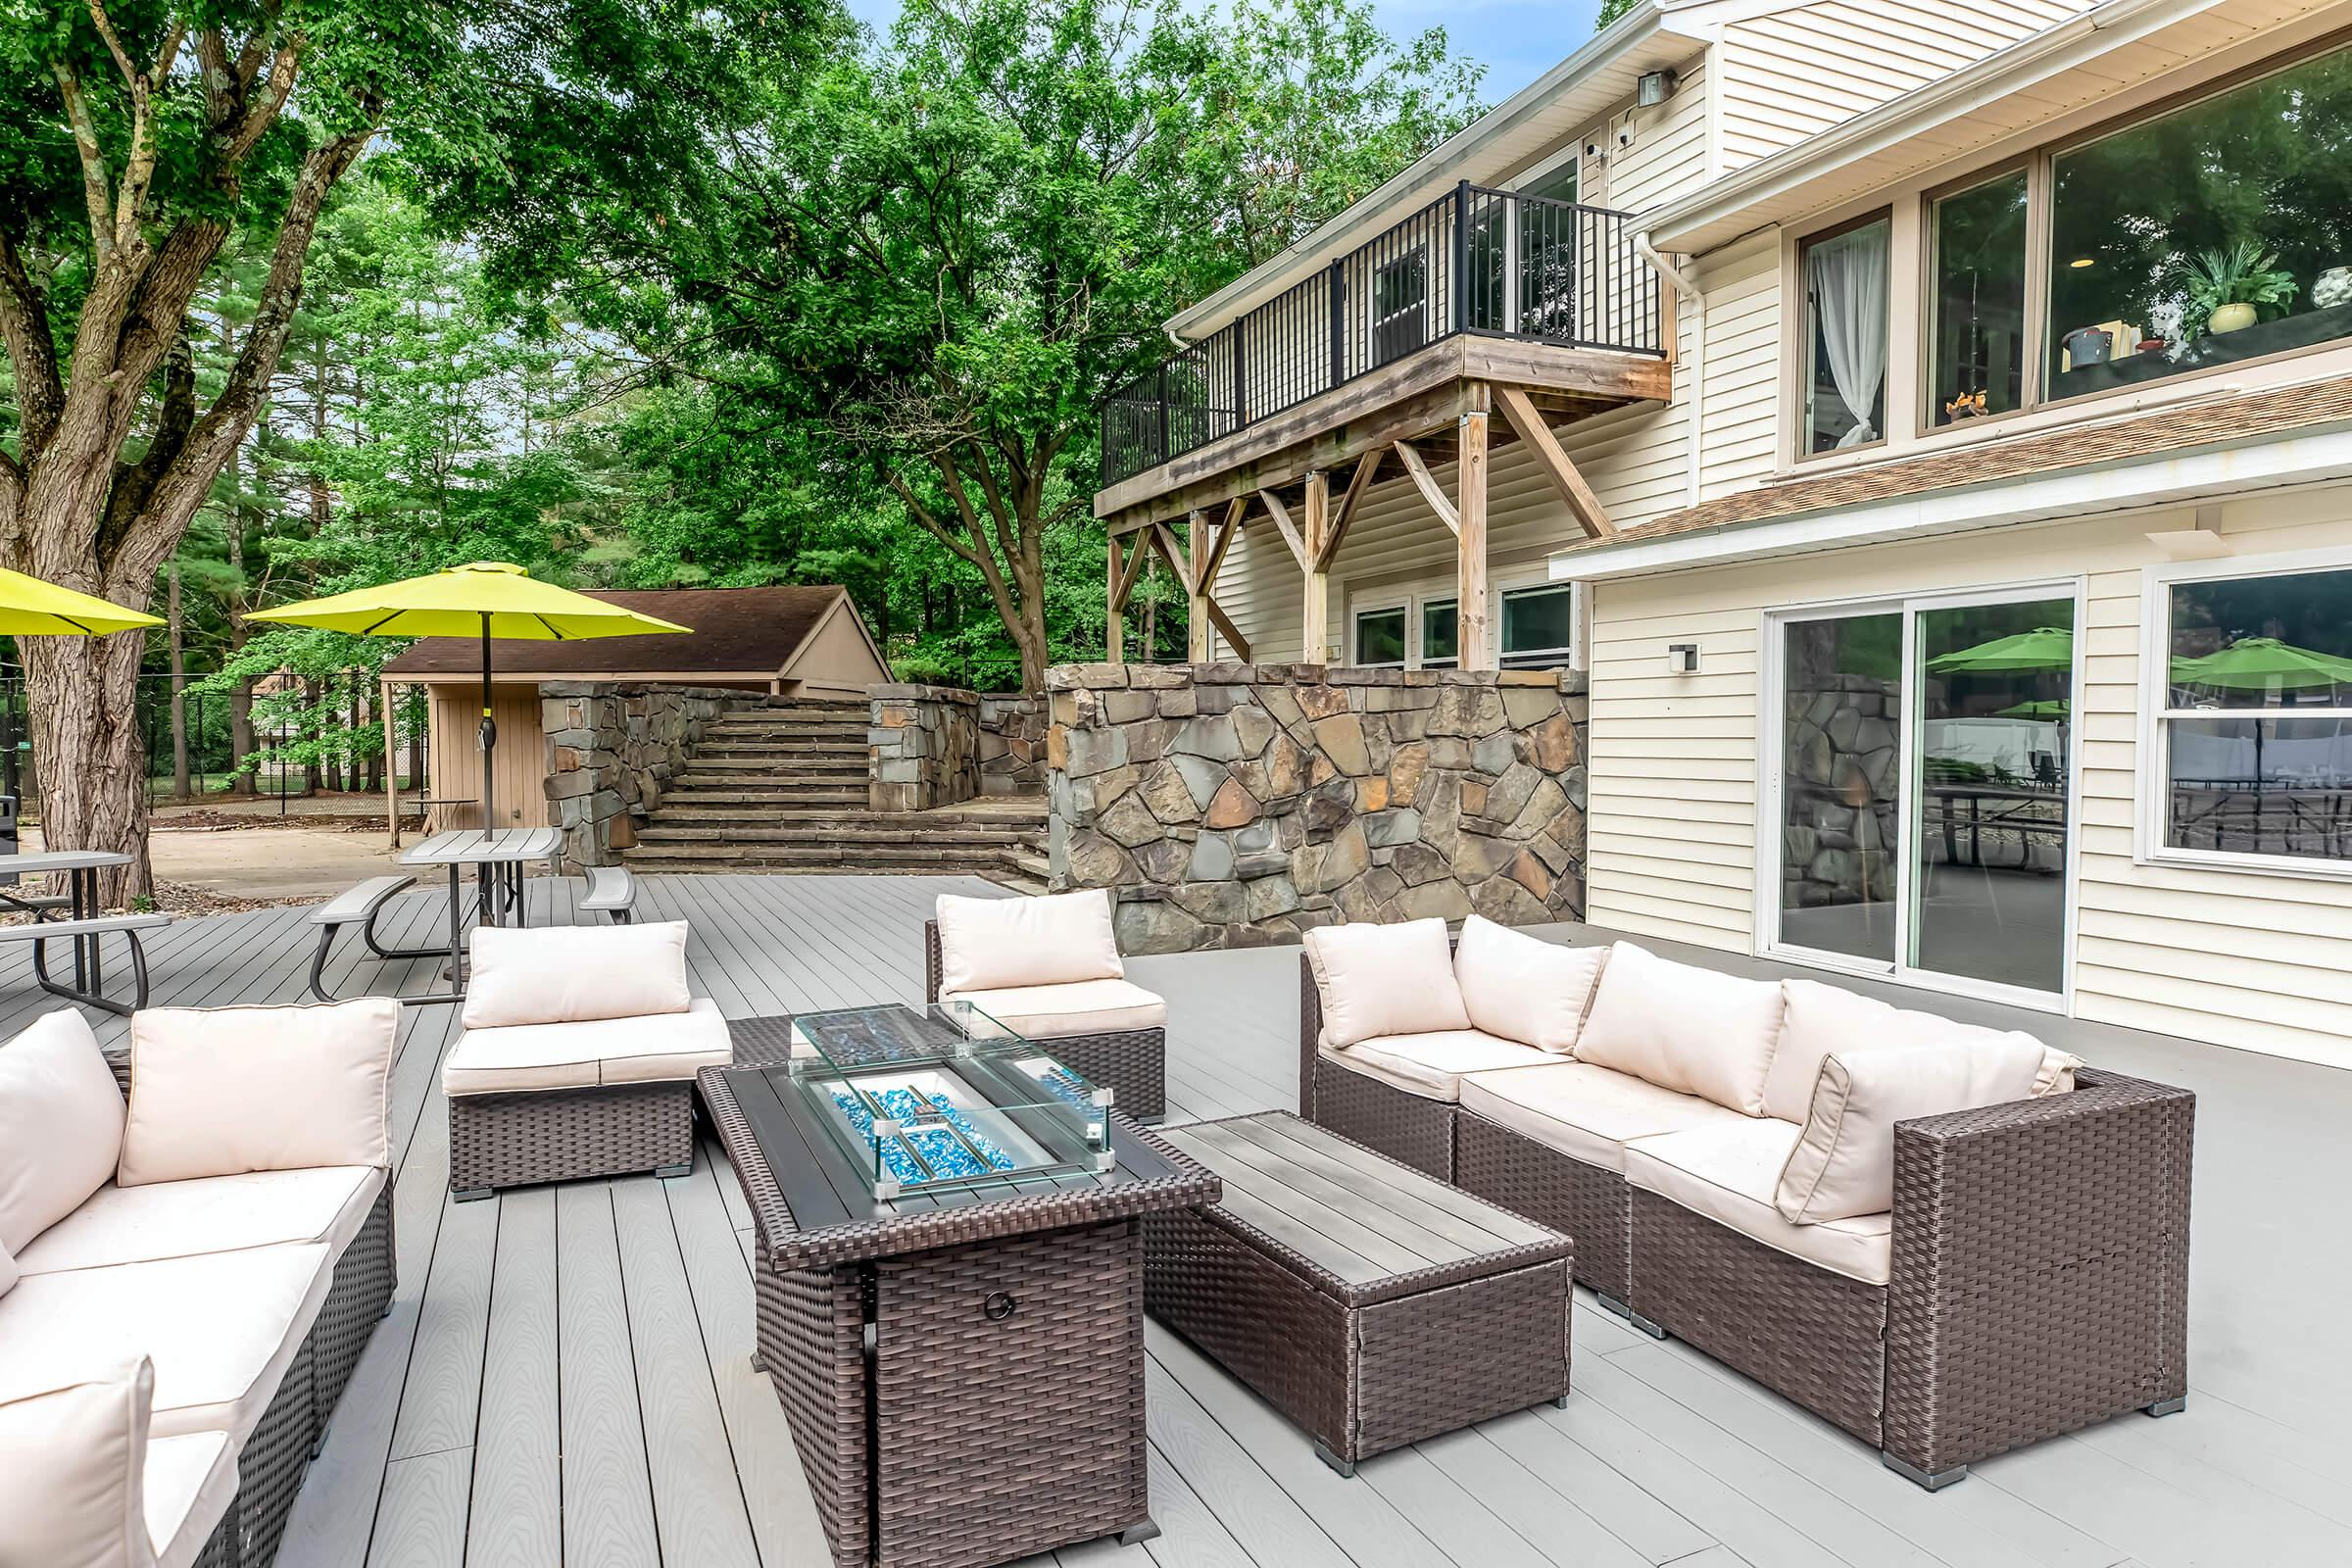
(169, 561), (190, 800)
(23, 631), (153, 905)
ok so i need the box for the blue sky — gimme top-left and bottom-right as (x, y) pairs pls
(842, 0), (1604, 102)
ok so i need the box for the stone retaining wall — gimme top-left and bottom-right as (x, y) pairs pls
(869, 684), (980, 811)
(978, 695), (1046, 796)
(1046, 662), (1589, 953)
(541, 681), (771, 867)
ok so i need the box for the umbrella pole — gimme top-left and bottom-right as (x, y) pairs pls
(478, 613), (497, 926)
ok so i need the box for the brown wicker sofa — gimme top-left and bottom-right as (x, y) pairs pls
(1299, 921), (2194, 1490)
(0, 1003), (400, 1568)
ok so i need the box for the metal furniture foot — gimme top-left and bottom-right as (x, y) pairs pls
(1313, 1442), (1356, 1478)
(749, 1349), (766, 1373)
(1552, 1394), (1572, 1408)
(451, 1187), (495, 1203)
(1114, 1521), (1161, 1547)
(654, 1161), (693, 1180)
(1593, 1293), (1633, 1320)
(2144, 1396), (2187, 1417)
(1883, 1451), (1967, 1490)
(1629, 1310), (1667, 1340)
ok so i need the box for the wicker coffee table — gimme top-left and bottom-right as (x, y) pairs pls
(703, 1009), (1219, 1568)
(1143, 1111), (1573, 1475)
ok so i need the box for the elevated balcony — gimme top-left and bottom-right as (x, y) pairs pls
(1095, 183), (1670, 669)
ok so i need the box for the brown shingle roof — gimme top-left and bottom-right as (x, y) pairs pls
(383, 585), (854, 676)
(1564, 376), (2352, 552)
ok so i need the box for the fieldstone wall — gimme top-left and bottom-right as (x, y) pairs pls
(1780, 673), (1900, 912)
(869, 684), (980, 811)
(542, 681), (770, 867)
(978, 695), (1046, 796)
(1046, 662), (1589, 954)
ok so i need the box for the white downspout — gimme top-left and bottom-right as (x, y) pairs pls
(1636, 232), (1703, 508)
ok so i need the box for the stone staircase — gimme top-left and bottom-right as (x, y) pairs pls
(622, 700), (1048, 888)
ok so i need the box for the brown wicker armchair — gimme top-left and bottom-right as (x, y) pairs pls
(1300, 956), (2193, 1488)
(924, 919), (1167, 1123)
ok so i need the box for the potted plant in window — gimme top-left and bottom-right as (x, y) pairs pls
(2179, 239), (2296, 337)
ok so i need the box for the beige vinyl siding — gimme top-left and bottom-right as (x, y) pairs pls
(1692, 233), (1782, 501)
(784, 599), (889, 698)
(1584, 482), (2352, 1067)
(1718, 0), (2096, 168)
(1602, 56), (1710, 215)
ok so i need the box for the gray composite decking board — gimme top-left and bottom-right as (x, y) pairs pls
(386, 1185), (499, 1460)
(1415, 1428), (1651, 1568)
(555, 1182), (663, 1566)
(41, 874), (2329, 1568)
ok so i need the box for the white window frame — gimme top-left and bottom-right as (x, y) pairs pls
(2134, 543), (2352, 881)
(1755, 576), (2087, 1014)
(1347, 573), (1585, 671)
(1349, 596), (1409, 668)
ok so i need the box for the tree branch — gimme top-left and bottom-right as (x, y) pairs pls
(222, 37), (301, 164)
(0, 229), (66, 463)
(84, 0), (138, 88)
(886, 471), (983, 568)
(49, 62), (116, 263)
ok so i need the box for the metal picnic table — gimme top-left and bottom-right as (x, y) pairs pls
(398, 827), (563, 995)
(0, 849), (172, 1013)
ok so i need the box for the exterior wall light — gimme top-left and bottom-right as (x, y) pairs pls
(1667, 642), (1700, 675)
(1638, 70), (1679, 108)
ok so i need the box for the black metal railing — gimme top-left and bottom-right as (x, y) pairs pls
(1101, 181), (1664, 486)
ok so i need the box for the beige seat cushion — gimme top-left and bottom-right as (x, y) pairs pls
(945, 978), (1166, 1040)
(1451, 917), (1608, 1054)
(1776, 1037), (2047, 1224)
(144, 1430), (238, 1568)
(442, 997), (731, 1097)
(0, 1009), (126, 1253)
(119, 1001), (397, 1187)
(1625, 1119), (1891, 1286)
(0, 1240), (14, 1299)
(17, 1166), (384, 1276)
(0, 1244), (333, 1441)
(935, 890), (1124, 995)
(1764, 979), (2081, 1123)
(1324, 1029), (1551, 1103)
(462, 920), (692, 1028)
(1303, 918), (1471, 1050)
(1574, 943), (1788, 1116)
(1459, 1061), (1751, 1173)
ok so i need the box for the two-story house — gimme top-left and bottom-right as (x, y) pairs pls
(1095, 0), (2352, 1065)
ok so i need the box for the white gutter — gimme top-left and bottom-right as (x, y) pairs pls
(1642, 0), (2224, 251)
(1546, 423), (2352, 580)
(1636, 232), (1703, 507)
(1165, 0), (1671, 341)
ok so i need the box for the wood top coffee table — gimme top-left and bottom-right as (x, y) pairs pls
(701, 1008), (1219, 1568)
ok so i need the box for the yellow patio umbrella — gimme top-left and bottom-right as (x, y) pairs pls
(246, 563), (689, 836)
(0, 566), (164, 635)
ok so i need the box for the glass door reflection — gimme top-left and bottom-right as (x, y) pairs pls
(1777, 612), (1903, 964)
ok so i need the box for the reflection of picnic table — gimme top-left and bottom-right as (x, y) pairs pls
(2168, 779), (2352, 858)
(1922, 784), (2069, 869)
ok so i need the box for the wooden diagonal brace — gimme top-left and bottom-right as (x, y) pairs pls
(1315, 448), (1383, 573)
(1149, 521), (1196, 595)
(1108, 528), (1153, 612)
(1203, 599), (1252, 662)
(1202, 496), (1248, 584)
(1495, 384), (1616, 540)
(1392, 440), (1457, 536)
(1258, 489), (1307, 569)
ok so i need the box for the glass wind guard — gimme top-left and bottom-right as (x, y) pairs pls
(785, 1004), (1116, 1200)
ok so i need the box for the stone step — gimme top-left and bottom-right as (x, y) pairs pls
(704, 708), (863, 728)
(696, 737), (865, 753)
(636, 824), (1029, 846)
(667, 780), (868, 802)
(682, 754), (865, 771)
(622, 843), (1018, 869)
(701, 718), (865, 736)
(1005, 849), (1051, 881)
(652, 804), (1046, 827)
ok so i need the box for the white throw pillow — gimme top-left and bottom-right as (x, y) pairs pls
(934, 891), (1124, 995)
(1775, 1035), (2048, 1224)
(0, 1240), (16, 1300)
(118, 1000), (399, 1187)
(1573, 943), (1787, 1116)
(0, 1010), (125, 1254)
(1765, 978), (2076, 1122)
(462, 920), (691, 1028)
(0, 1357), (153, 1568)
(1302, 918), (1470, 1050)
(1451, 916), (1608, 1054)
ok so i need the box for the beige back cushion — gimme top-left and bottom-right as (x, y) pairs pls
(463, 920), (692, 1028)
(1574, 944), (1788, 1116)
(935, 890), (1124, 996)
(118, 999), (399, 1187)
(1302, 918), (1470, 1050)
(1775, 1035), (2048, 1224)
(0, 1010), (126, 1254)
(0, 1357), (153, 1568)
(1766, 978), (2082, 1122)
(1451, 916), (1608, 1054)
(0, 1239), (16, 1299)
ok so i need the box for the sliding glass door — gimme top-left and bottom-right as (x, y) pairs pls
(1769, 587), (2079, 1002)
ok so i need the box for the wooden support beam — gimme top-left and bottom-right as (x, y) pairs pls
(1186, 510), (1211, 662)
(1392, 440), (1457, 536)
(1109, 528), (1153, 612)
(1315, 448), (1382, 574)
(1149, 520), (1195, 595)
(1495, 383), (1617, 540)
(1106, 536), (1125, 662)
(1300, 470), (1331, 664)
(1457, 409), (1493, 671)
(1203, 599), (1252, 662)
(1258, 489), (1308, 569)
(1203, 496), (1247, 584)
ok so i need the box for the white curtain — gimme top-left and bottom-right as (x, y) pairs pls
(1808, 223), (1890, 447)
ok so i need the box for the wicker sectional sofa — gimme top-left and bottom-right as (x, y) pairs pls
(0, 1002), (400, 1567)
(1299, 919), (2194, 1490)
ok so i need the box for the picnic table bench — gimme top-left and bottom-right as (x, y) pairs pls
(1, 910), (172, 1014)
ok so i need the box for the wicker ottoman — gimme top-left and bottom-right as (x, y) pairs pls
(1142, 1111), (1573, 1474)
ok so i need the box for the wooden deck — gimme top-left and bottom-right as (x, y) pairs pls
(16, 873), (2351, 1568)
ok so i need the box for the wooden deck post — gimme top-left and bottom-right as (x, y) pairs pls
(1301, 471), (1331, 664)
(1106, 535), (1126, 663)
(1457, 403), (1492, 670)
(1187, 510), (1211, 662)
(382, 678), (402, 849)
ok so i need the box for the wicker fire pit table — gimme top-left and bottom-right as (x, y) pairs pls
(703, 1007), (1219, 1568)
